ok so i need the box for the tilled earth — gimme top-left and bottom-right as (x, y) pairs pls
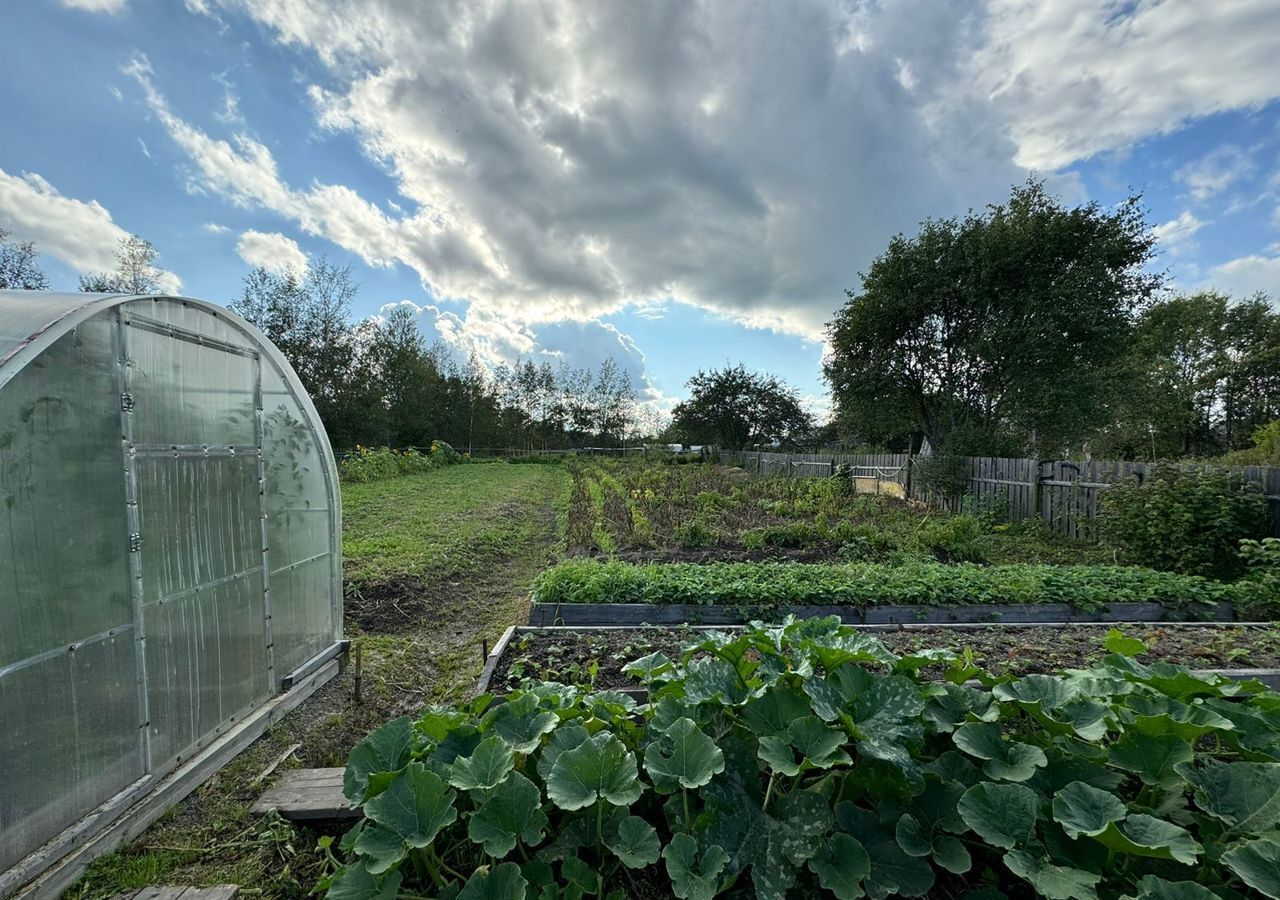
(491, 623), (1280, 692)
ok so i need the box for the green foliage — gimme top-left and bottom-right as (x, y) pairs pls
(825, 180), (1162, 453)
(530, 558), (1258, 614)
(674, 519), (716, 549)
(671, 364), (813, 449)
(1100, 465), (1268, 579)
(912, 453), (971, 502)
(325, 617), (1280, 899)
(339, 444), (470, 483)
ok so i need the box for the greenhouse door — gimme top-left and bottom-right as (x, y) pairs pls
(121, 312), (274, 772)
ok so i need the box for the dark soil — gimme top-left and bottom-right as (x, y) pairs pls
(491, 624), (1280, 692)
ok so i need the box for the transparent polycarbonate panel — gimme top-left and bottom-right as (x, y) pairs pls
(122, 298), (255, 350)
(146, 574), (268, 768)
(0, 291), (107, 363)
(127, 324), (256, 446)
(137, 455), (262, 605)
(0, 314), (132, 669)
(270, 555), (336, 677)
(0, 630), (142, 871)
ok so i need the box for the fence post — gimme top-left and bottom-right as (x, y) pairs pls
(829, 457), (836, 478)
(1029, 458), (1040, 521)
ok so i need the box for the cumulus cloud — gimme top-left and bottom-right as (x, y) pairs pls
(139, 0), (1280, 340)
(0, 166), (180, 291)
(236, 229), (308, 275)
(1152, 211), (1205, 255)
(59, 0), (127, 13)
(1204, 254), (1280, 299)
(203, 222), (230, 234)
(1176, 146), (1256, 202)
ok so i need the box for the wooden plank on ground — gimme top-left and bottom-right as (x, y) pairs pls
(111, 885), (238, 900)
(252, 768), (357, 821)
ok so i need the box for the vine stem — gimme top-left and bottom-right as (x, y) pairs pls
(683, 788), (692, 830)
(763, 772), (777, 811)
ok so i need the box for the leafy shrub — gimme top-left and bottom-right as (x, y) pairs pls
(741, 522), (826, 550)
(674, 519), (715, 549)
(339, 446), (438, 483)
(1237, 537), (1280, 618)
(530, 558), (1261, 614)
(325, 617), (1280, 900)
(917, 515), (989, 563)
(430, 439), (462, 464)
(913, 452), (971, 501)
(1100, 465), (1268, 579)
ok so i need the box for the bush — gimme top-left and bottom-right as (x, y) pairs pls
(325, 617), (1280, 900)
(1100, 465), (1268, 579)
(530, 558), (1259, 614)
(430, 439), (462, 464)
(339, 446), (437, 483)
(741, 522), (826, 550)
(673, 519), (715, 549)
(916, 514), (989, 563)
(912, 452), (970, 501)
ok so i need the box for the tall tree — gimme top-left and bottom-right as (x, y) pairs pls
(672, 364), (812, 449)
(0, 228), (49, 290)
(825, 180), (1162, 454)
(79, 235), (164, 293)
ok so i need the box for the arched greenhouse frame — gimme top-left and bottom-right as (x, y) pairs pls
(0, 292), (344, 893)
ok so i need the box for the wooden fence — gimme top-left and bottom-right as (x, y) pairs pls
(719, 450), (1280, 540)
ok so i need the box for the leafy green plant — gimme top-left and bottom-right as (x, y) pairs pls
(340, 446), (445, 483)
(916, 515), (989, 563)
(1100, 465), (1269, 579)
(530, 558), (1258, 615)
(674, 519), (715, 549)
(324, 618), (1280, 899)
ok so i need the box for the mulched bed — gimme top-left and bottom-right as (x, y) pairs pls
(490, 624), (1280, 692)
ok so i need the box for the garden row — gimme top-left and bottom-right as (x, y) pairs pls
(563, 458), (1110, 567)
(327, 617), (1280, 900)
(529, 559), (1277, 623)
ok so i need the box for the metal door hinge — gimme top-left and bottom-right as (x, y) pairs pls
(121, 392), (136, 412)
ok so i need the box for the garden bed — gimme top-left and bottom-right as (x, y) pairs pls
(483, 622), (1280, 693)
(529, 599), (1235, 626)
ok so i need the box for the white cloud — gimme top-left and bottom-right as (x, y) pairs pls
(202, 222), (230, 234)
(141, 1), (1280, 338)
(1176, 146), (1255, 202)
(970, 1), (1280, 169)
(59, 0), (127, 12)
(236, 230), (308, 275)
(1204, 254), (1280, 299)
(0, 166), (180, 292)
(1152, 211), (1205, 254)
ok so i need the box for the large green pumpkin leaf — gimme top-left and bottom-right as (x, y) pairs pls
(351, 824), (408, 875)
(468, 772), (548, 859)
(683, 656), (750, 705)
(995, 674), (1080, 711)
(644, 717), (725, 792)
(742, 681), (812, 735)
(546, 730), (642, 811)
(1122, 875), (1220, 900)
(1094, 815), (1200, 866)
(535, 722), (590, 782)
(1183, 760), (1280, 834)
(839, 803), (934, 899)
(458, 861), (527, 900)
(958, 782), (1039, 849)
(344, 716), (414, 804)
(809, 832), (870, 899)
(450, 735), (516, 791)
(1052, 781), (1127, 840)
(1222, 835), (1280, 899)
(482, 694), (559, 754)
(1003, 850), (1101, 900)
(362, 762), (458, 849)
(621, 651), (675, 682)
(325, 862), (402, 900)
(923, 682), (999, 733)
(758, 716), (851, 776)
(663, 833), (728, 900)
(953, 722), (1048, 782)
(606, 816), (661, 869)
(1107, 732), (1193, 789)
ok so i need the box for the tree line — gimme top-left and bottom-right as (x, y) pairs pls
(0, 230), (655, 452)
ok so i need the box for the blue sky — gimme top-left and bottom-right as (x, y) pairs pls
(4, 0), (1280, 419)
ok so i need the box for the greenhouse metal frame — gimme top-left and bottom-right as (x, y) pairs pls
(0, 292), (344, 897)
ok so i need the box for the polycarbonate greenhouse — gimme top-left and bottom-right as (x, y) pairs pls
(0, 292), (343, 884)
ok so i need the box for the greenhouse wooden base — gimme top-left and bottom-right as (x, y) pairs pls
(1, 658), (341, 900)
(528, 600), (1235, 627)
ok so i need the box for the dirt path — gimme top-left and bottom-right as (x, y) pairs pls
(68, 465), (568, 900)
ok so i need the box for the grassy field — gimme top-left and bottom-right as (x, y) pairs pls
(67, 462), (570, 900)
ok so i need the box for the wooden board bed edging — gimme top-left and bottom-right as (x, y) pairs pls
(475, 623), (1280, 695)
(528, 600), (1235, 627)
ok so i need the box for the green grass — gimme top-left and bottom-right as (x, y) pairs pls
(343, 462), (570, 585)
